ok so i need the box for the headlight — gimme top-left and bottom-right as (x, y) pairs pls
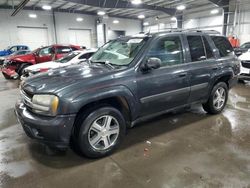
(32, 94), (59, 116)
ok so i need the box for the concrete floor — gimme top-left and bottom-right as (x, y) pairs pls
(0, 74), (250, 188)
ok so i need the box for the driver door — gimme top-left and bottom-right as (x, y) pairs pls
(35, 46), (54, 63)
(136, 35), (191, 116)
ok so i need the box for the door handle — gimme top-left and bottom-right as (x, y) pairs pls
(178, 73), (187, 77)
(212, 67), (218, 70)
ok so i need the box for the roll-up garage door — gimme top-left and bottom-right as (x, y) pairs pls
(17, 26), (49, 50)
(68, 29), (92, 48)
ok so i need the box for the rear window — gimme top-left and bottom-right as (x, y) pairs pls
(211, 36), (234, 57)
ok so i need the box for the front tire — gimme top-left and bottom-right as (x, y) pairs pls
(76, 106), (126, 158)
(203, 82), (228, 114)
(17, 64), (30, 77)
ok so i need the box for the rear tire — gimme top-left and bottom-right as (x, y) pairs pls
(75, 106), (126, 158)
(202, 82), (228, 114)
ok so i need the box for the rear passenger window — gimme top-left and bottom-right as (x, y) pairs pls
(57, 47), (72, 54)
(203, 37), (214, 59)
(187, 36), (206, 62)
(147, 36), (184, 67)
(211, 36), (234, 57)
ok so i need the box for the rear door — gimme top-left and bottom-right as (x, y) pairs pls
(185, 34), (219, 103)
(137, 34), (191, 116)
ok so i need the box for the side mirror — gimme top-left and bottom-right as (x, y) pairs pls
(141, 57), (161, 71)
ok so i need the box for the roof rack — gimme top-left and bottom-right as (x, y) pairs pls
(145, 28), (221, 35)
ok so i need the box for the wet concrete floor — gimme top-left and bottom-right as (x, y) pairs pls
(0, 74), (250, 188)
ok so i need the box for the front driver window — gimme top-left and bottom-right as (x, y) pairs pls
(38, 47), (53, 56)
(9, 46), (18, 53)
(147, 36), (184, 67)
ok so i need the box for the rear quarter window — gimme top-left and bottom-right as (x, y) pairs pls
(211, 36), (234, 57)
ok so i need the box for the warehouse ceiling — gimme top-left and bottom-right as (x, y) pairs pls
(0, 0), (240, 19)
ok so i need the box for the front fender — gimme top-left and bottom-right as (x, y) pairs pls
(58, 85), (139, 120)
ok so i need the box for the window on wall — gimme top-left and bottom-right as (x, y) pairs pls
(202, 37), (214, 59)
(211, 36), (234, 57)
(187, 36), (206, 62)
(147, 36), (184, 67)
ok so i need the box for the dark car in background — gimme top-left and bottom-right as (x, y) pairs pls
(16, 30), (240, 158)
(234, 42), (250, 56)
(1, 44), (81, 79)
(0, 45), (29, 57)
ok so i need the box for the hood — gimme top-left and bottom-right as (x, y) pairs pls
(25, 61), (58, 72)
(22, 63), (114, 95)
(8, 53), (35, 63)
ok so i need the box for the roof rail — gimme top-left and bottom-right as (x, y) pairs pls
(145, 28), (221, 34)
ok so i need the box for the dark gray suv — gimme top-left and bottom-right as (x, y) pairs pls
(16, 30), (240, 158)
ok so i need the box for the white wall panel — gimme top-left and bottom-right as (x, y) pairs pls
(17, 27), (49, 50)
(0, 9), (142, 49)
(105, 17), (141, 41)
(68, 29), (91, 48)
(0, 9), (54, 49)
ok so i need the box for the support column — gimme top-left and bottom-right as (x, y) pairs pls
(222, 7), (229, 35)
(177, 15), (183, 29)
(52, 11), (58, 44)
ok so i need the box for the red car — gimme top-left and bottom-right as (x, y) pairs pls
(1, 44), (80, 79)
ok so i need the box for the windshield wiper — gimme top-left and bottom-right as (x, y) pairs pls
(91, 60), (115, 69)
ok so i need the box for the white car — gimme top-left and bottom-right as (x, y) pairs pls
(21, 49), (97, 80)
(238, 49), (250, 81)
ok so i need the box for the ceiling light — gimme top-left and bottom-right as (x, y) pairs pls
(171, 17), (177, 21)
(42, 5), (52, 10)
(97, 11), (106, 16)
(113, 20), (119, 24)
(143, 22), (149, 26)
(131, 0), (142, 5)
(29, 14), (37, 18)
(138, 14), (145, 19)
(177, 5), (186, 10)
(76, 17), (83, 22)
(210, 9), (219, 14)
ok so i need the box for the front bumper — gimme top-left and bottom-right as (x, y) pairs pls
(239, 65), (250, 81)
(2, 67), (18, 78)
(15, 100), (76, 149)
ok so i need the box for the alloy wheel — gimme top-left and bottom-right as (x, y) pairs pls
(88, 115), (120, 151)
(213, 87), (226, 110)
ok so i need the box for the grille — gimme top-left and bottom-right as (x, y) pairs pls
(242, 61), (250, 69)
(20, 89), (33, 109)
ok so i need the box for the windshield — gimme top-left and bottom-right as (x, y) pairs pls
(90, 37), (147, 66)
(241, 43), (250, 49)
(56, 52), (80, 63)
